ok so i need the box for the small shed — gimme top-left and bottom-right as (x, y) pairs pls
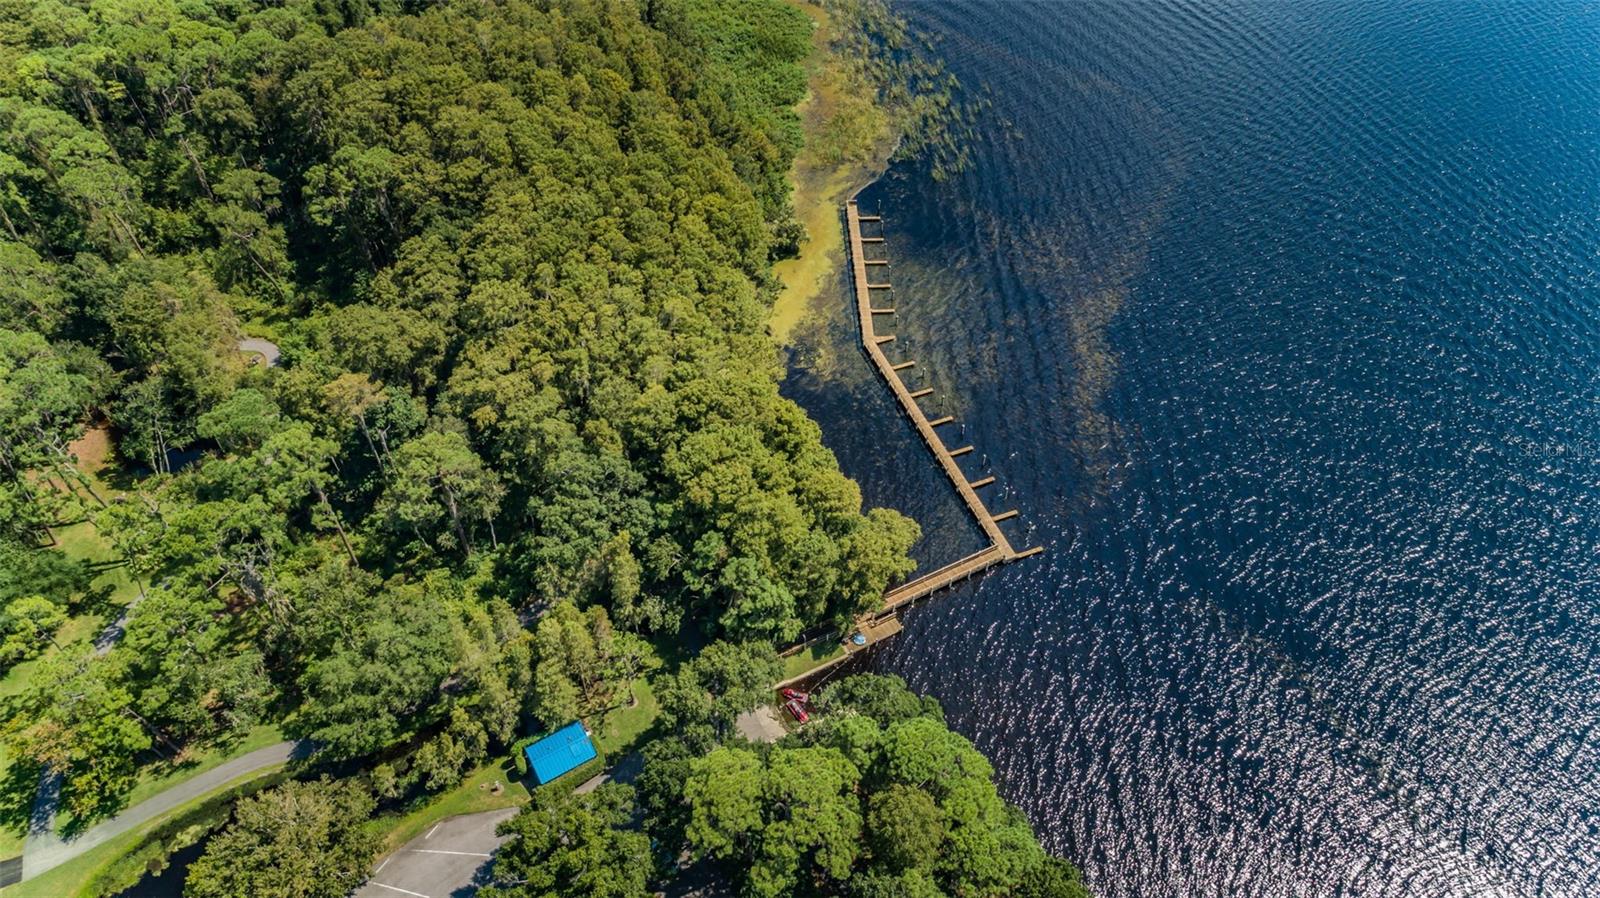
(523, 721), (598, 785)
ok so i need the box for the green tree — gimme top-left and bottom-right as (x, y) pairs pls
(375, 430), (504, 557)
(184, 779), (378, 898)
(196, 388), (280, 455)
(0, 0), (946, 870)
(0, 594), (67, 666)
(0, 327), (103, 518)
(818, 674), (944, 728)
(412, 707), (488, 792)
(245, 424), (358, 565)
(880, 716), (993, 797)
(852, 870), (948, 898)
(754, 746), (863, 894)
(668, 676), (1087, 898)
(295, 583), (456, 758)
(1016, 856), (1092, 898)
(0, 241), (70, 334)
(682, 744), (864, 898)
(656, 640), (780, 738)
(0, 536), (93, 606)
(682, 746), (765, 862)
(1, 654), (152, 822)
(868, 785), (945, 872)
(481, 784), (651, 898)
(120, 584), (270, 743)
(530, 601), (641, 727)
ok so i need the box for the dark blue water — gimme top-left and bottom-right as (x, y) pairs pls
(781, 2), (1600, 896)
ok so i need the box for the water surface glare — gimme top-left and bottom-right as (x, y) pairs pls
(782, 2), (1600, 896)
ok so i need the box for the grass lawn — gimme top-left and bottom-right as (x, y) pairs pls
(40, 426), (142, 625)
(0, 516), (136, 857)
(0, 613), (102, 703)
(0, 518), (130, 699)
(81, 723), (287, 825)
(780, 639), (846, 682)
(373, 759), (530, 857)
(50, 518), (117, 568)
(50, 519), (140, 607)
(49, 726), (287, 837)
(593, 676), (659, 757)
(0, 484), (140, 861)
(0, 517), (141, 703)
(5, 821), (154, 898)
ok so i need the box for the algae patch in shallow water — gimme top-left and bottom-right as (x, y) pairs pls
(771, 0), (982, 347)
(770, 1), (896, 347)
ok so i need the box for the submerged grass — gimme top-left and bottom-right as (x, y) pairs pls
(769, 0), (897, 346)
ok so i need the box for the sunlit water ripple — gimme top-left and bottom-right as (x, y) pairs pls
(781, 2), (1600, 896)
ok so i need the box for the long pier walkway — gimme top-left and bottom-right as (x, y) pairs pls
(845, 199), (1041, 620)
(774, 200), (1042, 691)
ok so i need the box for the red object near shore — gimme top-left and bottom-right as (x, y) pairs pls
(783, 698), (809, 723)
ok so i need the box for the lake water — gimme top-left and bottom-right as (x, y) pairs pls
(781, 2), (1600, 896)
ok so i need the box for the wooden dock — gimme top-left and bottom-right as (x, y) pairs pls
(769, 200), (1042, 692)
(846, 200), (1020, 560)
(879, 545), (1009, 613)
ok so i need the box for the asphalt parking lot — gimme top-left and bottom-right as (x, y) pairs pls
(355, 807), (519, 898)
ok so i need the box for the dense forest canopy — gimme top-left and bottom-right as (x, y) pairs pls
(0, 0), (918, 820)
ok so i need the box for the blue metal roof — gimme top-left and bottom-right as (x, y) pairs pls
(523, 721), (597, 784)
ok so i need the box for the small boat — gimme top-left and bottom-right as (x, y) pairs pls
(783, 698), (810, 724)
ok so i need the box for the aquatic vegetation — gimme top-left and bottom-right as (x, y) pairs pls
(820, 0), (987, 180)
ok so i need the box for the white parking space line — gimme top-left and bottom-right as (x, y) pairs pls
(426, 822), (441, 839)
(367, 883), (430, 898)
(403, 848), (493, 857)
(375, 855), (392, 873)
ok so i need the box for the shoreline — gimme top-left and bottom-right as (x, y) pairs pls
(769, 6), (1040, 685)
(768, 0), (898, 346)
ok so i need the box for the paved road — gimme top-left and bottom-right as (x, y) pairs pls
(236, 337), (281, 366)
(355, 808), (519, 898)
(21, 740), (308, 881)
